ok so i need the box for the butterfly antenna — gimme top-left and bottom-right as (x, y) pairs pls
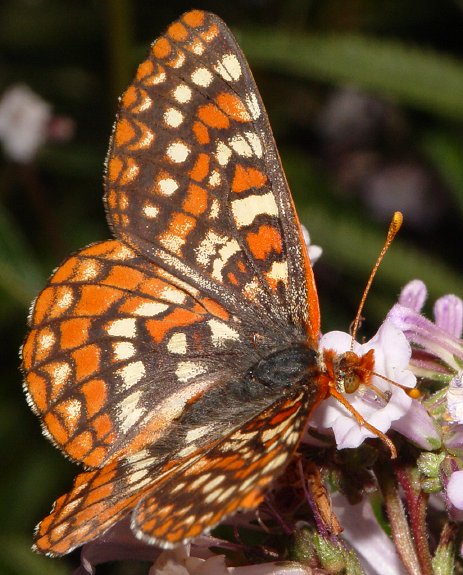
(350, 212), (403, 350)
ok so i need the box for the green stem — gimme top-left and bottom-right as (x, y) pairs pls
(431, 521), (457, 575)
(105, 0), (134, 105)
(374, 461), (421, 575)
(394, 463), (433, 575)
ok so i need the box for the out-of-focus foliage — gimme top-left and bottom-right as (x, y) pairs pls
(0, 0), (462, 573)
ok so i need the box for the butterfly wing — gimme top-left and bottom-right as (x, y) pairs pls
(34, 389), (319, 555)
(105, 10), (320, 339)
(133, 390), (316, 547)
(22, 239), (266, 467)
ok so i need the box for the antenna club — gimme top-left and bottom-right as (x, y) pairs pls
(390, 211), (403, 237)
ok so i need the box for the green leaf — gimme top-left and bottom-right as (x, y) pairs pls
(0, 535), (68, 575)
(0, 204), (44, 307)
(299, 203), (463, 302)
(420, 130), (463, 215)
(237, 29), (463, 120)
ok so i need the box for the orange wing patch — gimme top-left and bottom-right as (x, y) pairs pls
(231, 165), (268, 193)
(246, 225), (283, 260)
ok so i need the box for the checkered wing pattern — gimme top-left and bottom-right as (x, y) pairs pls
(22, 9), (323, 556)
(105, 10), (320, 337)
(23, 239), (259, 467)
(33, 391), (315, 555)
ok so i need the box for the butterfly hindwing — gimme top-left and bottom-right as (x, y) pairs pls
(34, 390), (318, 555)
(22, 239), (266, 467)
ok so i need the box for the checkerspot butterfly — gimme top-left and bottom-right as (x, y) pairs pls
(21, 10), (397, 556)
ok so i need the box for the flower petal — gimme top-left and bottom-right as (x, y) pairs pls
(434, 294), (463, 339)
(392, 399), (441, 450)
(447, 469), (463, 510)
(313, 322), (416, 449)
(398, 279), (427, 312)
(387, 304), (463, 371)
(447, 373), (463, 424)
(332, 493), (408, 575)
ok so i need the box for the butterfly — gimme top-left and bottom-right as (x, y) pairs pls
(21, 9), (395, 556)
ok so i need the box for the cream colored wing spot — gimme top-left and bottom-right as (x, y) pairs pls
(266, 261), (288, 286)
(215, 140), (232, 166)
(167, 332), (187, 355)
(117, 361), (146, 390)
(164, 108), (184, 128)
(244, 131), (263, 158)
(157, 177), (179, 196)
(166, 141), (191, 163)
(133, 302), (169, 316)
(245, 91), (261, 120)
(207, 319), (240, 348)
(117, 390), (145, 433)
(175, 360), (207, 383)
(208, 170), (221, 187)
(231, 193), (279, 228)
(172, 84), (192, 103)
(191, 67), (213, 87)
(38, 331), (55, 352)
(214, 53), (242, 82)
(113, 341), (136, 361)
(142, 203), (160, 219)
(51, 362), (72, 389)
(106, 318), (137, 338)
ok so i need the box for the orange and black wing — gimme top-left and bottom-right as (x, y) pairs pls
(105, 10), (320, 338)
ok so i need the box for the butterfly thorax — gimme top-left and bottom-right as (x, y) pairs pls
(247, 345), (318, 392)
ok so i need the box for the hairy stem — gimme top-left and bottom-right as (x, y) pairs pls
(374, 461), (422, 575)
(394, 462), (433, 575)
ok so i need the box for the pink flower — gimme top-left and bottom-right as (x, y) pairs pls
(447, 373), (463, 424)
(387, 280), (463, 379)
(301, 224), (322, 264)
(0, 84), (74, 163)
(392, 398), (440, 450)
(0, 84), (51, 162)
(446, 469), (463, 510)
(310, 321), (416, 449)
(150, 544), (312, 575)
(331, 493), (408, 575)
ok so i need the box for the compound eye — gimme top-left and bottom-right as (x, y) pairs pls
(336, 351), (365, 394)
(343, 372), (361, 393)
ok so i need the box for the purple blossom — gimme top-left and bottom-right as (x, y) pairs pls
(389, 281), (463, 515)
(331, 493), (408, 575)
(446, 469), (463, 510)
(0, 84), (74, 163)
(301, 224), (322, 264)
(447, 373), (463, 424)
(387, 280), (463, 378)
(392, 398), (440, 450)
(0, 84), (51, 163)
(310, 321), (416, 449)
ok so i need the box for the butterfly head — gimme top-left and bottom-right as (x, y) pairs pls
(317, 346), (398, 458)
(332, 349), (375, 394)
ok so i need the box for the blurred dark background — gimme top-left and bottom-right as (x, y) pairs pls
(1, 1), (462, 573)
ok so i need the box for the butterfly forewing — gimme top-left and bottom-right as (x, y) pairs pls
(105, 10), (319, 336)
